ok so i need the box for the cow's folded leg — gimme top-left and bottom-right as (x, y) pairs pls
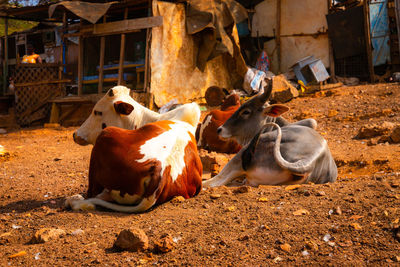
(203, 152), (245, 187)
(64, 194), (95, 211)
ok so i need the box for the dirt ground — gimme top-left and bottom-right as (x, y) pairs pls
(1, 83), (400, 266)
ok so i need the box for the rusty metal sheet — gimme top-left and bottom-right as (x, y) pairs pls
(49, 1), (116, 24)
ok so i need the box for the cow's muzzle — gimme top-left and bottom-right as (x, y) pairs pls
(73, 132), (89, 146)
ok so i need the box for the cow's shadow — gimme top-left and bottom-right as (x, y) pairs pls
(0, 197), (65, 214)
(1, 195), (157, 216)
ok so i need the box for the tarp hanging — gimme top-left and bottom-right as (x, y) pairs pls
(186, 0), (248, 71)
(151, 0), (242, 107)
(49, 1), (116, 24)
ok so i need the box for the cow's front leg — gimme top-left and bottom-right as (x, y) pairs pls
(64, 194), (95, 211)
(203, 152), (245, 187)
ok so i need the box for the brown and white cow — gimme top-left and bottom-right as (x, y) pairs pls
(196, 94), (242, 153)
(65, 120), (202, 213)
(73, 85), (200, 146)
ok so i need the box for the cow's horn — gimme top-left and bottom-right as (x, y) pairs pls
(258, 78), (273, 103)
(264, 122), (325, 174)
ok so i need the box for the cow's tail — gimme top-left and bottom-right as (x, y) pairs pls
(82, 195), (156, 213)
(264, 122), (326, 174)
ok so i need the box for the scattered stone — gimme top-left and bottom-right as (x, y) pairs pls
(31, 228), (66, 244)
(355, 122), (395, 139)
(302, 250), (310, 256)
(210, 194), (221, 199)
(232, 186), (250, 194)
(238, 235), (249, 241)
(265, 250), (278, 259)
(285, 184), (301, 191)
(0, 145), (10, 157)
(271, 74), (299, 103)
(280, 243), (291, 253)
(367, 139), (378, 146)
(226, 206), (236, 212)
(202, 203), (210, 209)
(378, 135), (391, 144)
(335, 206), (342, 215)
(305, 241), (319, 251)
(389, 126), (400, 143)
(393, 256), (400, 262)
(327, 241), (336, 247)
(293, 209), (310, 216)
(199, 150), (230, 176)
(257, 197), (268, 202)
(114, 228), (149, 252)
(154, 234), (175, 253)
(350, 223), (362, 230)
(71, 229), (85, 236)
(316, 191), (326, 196)
(170, 196), (185, 204)
(328, 110), (338, 118)
(273, 256), (283, 263)
(323, 234), (331, 242)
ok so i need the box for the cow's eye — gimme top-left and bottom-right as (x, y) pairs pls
(102, 123), (107, 129)
(241, 109), (251, 116)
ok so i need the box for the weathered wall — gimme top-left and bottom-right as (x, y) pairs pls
(252, 0), (329, 73)
(150, 0), (238, 107)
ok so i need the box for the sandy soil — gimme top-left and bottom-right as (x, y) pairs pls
(1, 83), (400, 266)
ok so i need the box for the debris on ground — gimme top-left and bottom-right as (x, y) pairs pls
(114, 228), (149, 252)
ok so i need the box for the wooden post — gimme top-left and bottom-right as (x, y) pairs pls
(144, 26), (150, 92)
(98, 16), (106, 94)
(59, 11), (67, 92)
(3, 18), (8, 95)
(364, 0), (375, 83)
(276, 0), (281, 73)
(327, 0), (336, 82)
(118, 8), (129, 85)
(77, 22), (84, 96)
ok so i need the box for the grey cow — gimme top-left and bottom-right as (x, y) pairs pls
(203, 79), (337, 187)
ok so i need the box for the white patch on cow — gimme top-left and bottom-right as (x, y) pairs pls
(246, 167), (293, 186)
(137, 121), (194, 182)
(110, 190), (142, 205)
(74, 85), (201, 145)
(197, 115), (212, 147)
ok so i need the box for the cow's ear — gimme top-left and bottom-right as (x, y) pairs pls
(114, 101), (134, 115)
(263, 104), (289, 117)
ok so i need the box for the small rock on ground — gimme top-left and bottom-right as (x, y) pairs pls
(31, 228), (66, 244)
(114, 228), (149, 252)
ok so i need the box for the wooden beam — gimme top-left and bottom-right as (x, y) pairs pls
(59, 11), (66, 92)
(276, 0), (281, 73)
(98, 16), (106, 94)
(78, 21), (84, 96)
(14, 79), (71, 87)
(2, 17), (8, 95)
(118, 8), (129, 85)
(364, 0), (375, 83)
(144, 27), (151, 92)
(93, 16), (162, 36)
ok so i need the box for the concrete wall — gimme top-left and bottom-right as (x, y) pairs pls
(252, 0), (329, 74)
